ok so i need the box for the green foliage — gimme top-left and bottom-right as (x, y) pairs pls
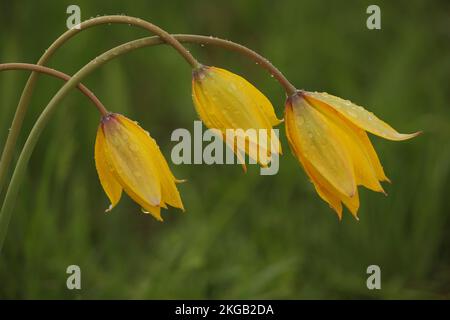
(0, 0), (449, 299)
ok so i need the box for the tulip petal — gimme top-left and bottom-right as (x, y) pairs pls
(224, 132), (248, 172)
(290, 141), (358, 219)
(101, 115), (162, 213)
(118, 115), (185, 211)
(357, 131), (390, 182)
(95, 125), (123, 211)
(211, 67), (282, 127)
(304, 95), (385, 193)
(141, 206), (163, 221)
(193, 67), (283, 168)
(305, 92), (421, 141)
(286, 95), (356, 197)
(192, 66), (282, 134)
(299, 155), (343, 218)
(302, 152), (360, 219)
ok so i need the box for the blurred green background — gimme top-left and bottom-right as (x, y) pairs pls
(0, 0), (449, 299)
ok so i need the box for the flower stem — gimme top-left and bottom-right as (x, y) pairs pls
(180, 35), (297, 95)
(0, 15), (199, 198)
(0, 63), (108, 115)
(0, 44), (134, 252)
(0, 35), (296, 252)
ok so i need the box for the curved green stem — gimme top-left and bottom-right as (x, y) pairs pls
(0, 43), (139, 252)
(0, 15), (199, 198)
(0, 63), (108, 115)
(177, 35), (297, 95)
(0, 35), (297, 252)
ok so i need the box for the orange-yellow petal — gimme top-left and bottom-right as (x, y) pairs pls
(94, 125), (122, 211)
(304, 94), (385, 193)
(305, 91), (421, 141)
(298, 150), (360, 219)
(117, 115), (184, 211)
(285, 94), (356, 197)
(101, 114), (162, 218)
(192, 66), (282, 166)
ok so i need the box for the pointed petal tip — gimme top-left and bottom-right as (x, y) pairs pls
(141, 207), (164, 222)
(392, 130), (422, 141)
(279, 118), (285, 123)
(105, 204), (114, 213)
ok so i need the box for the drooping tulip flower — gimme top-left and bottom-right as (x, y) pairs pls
(192, 65), (282, 168)
(95, 113), (184, 221)
(285, 90), (420, 219)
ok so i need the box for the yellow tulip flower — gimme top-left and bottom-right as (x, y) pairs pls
(95, 113), (184, 221)
(192, 66), (282, 168)
(285, 90), (420, 219)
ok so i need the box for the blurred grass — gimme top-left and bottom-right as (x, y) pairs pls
(0, 0), (449, 299)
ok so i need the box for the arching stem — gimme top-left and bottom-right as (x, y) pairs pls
(0, 34), (296, 195)
(0, 63), (108, 115)
(0, 35), (297, 252)
(0, 15), (199, 197)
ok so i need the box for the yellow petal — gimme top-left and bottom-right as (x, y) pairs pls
(229, 128), (281, 167)
(101, 114), (162, 212)
(304, 95), (385, 193)
(224, 132), (247, 172)
(305, 91), (421, 141)
(285, 94), (356, 197)
(118, 115), (185, 211)
(94, 125), (122, 211)
(212, 67), (282, 127)
(296, 151), (343, 219)
(357, 131), (390, 182)
(300, 150), (359, 219)
(141, 206), (163, 221)
(192, 66), (282, 164)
